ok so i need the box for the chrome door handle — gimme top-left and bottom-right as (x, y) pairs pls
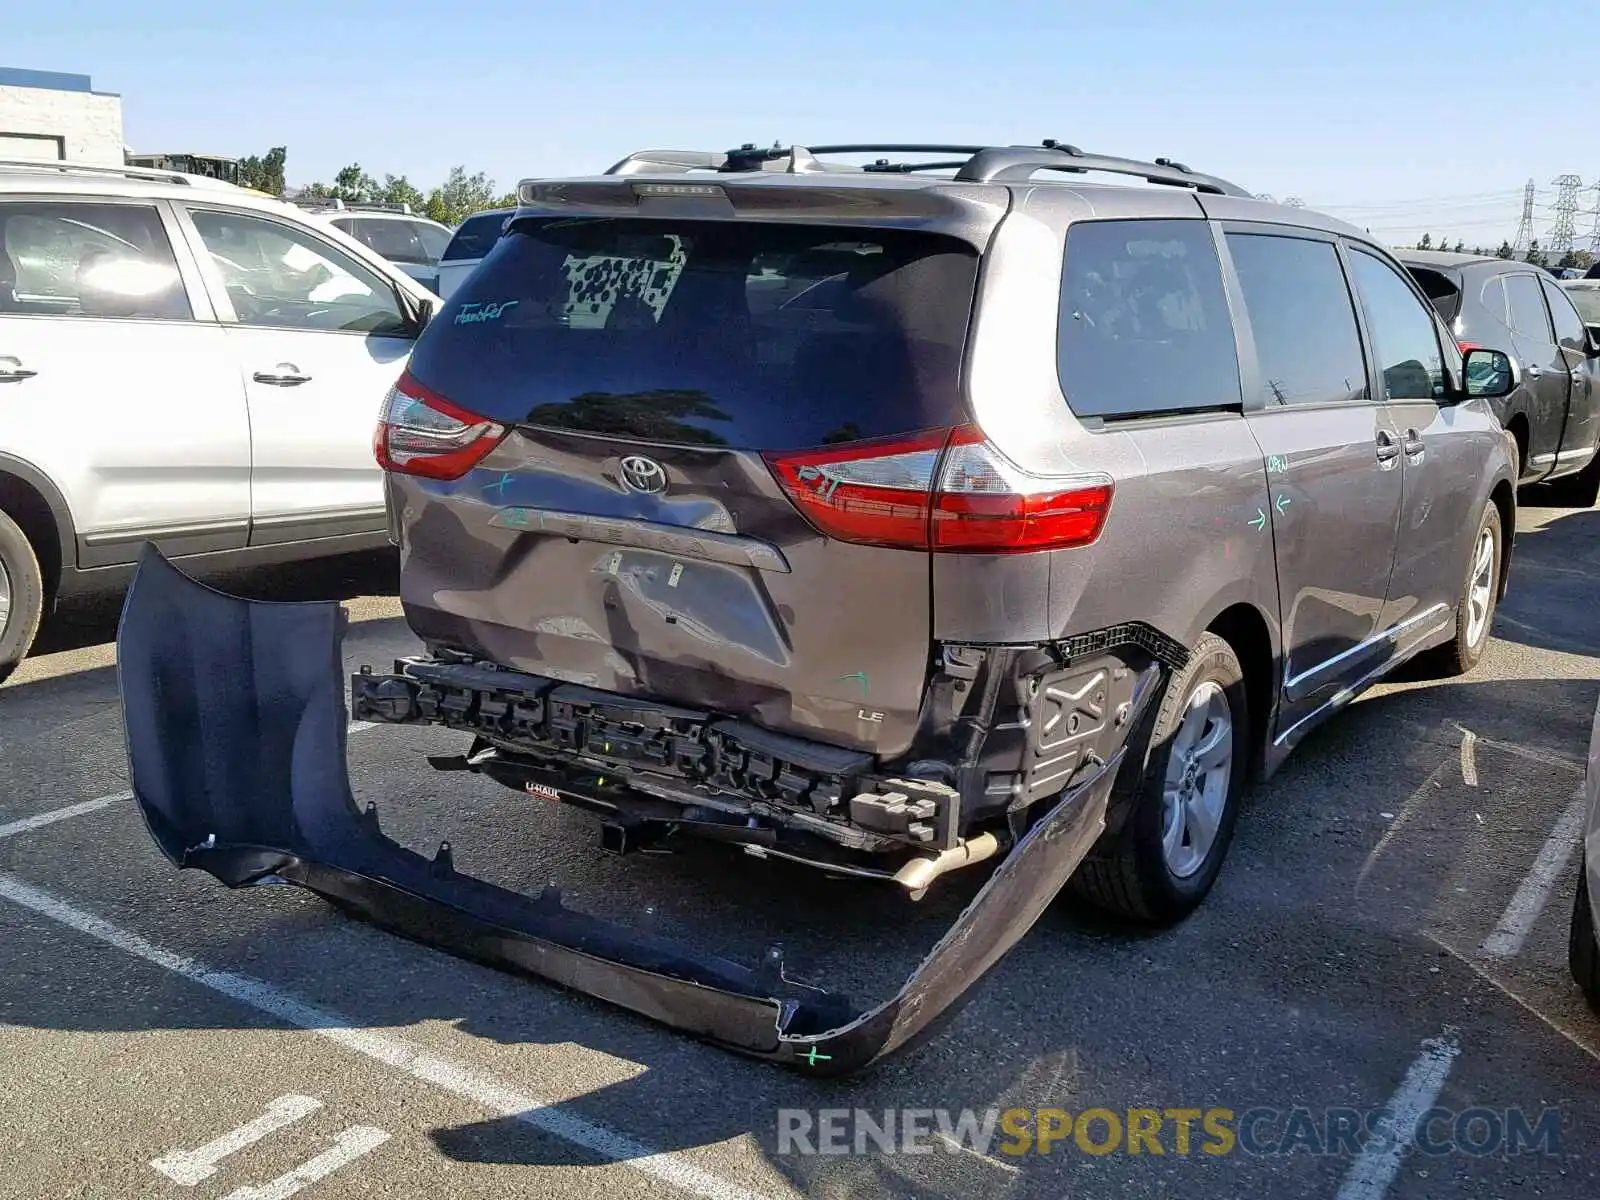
(1574, 368), (1588, 383)
(1375, 429), (1401, 467)
(0, 356), (37, 382)
(253, 363), (311, 386)
(1526, 365), (1543, 379)
(1403, 429), (1425, 462)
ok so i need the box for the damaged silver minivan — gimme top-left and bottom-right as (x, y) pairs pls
(117, 141), (1522, 1074)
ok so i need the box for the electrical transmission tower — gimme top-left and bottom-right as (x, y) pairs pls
(1550, 174), (1583, 256)
(1588, 180), (1600, 254)
(1512, 179), (1536, 256)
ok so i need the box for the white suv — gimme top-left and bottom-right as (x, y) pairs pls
(0, 158), (440, 681)
(295, 201), (453, 295)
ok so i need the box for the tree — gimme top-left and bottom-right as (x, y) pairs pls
(1525, 239), (1547, 268)
(424, 166), (501, 225)
(379, 174), (426, 212)
(1557, 250), (1581, 271)
(1453, 240), (1465, 253)
(1495, 241), (1514, 259)
(238, 146), (287, 196)
(1418, 233), (1432, 250)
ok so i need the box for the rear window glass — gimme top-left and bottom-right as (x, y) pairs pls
(1056, 219), (1242, 420)
(441, 211), (511, 262)
(409, 218), (979, 449)
(1402, 264), (1462, 322)
(1564, 283), (1600, 325)
(342, 217), (449, 265)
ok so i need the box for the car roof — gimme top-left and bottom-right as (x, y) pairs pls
(307, 208), (450, 227)
(1393, 249), (1505, 269)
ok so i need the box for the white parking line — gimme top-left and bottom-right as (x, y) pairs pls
(1333, 1029), (1460, 1200)
(1460, 730), (1478, 787)
(0, 874), (780, 1200)
(0, 792), (132, 841)
(1481, 789), (1588, 959)
(152, 1094), (323, 1185)
(222, 1126), (391, 1200)
(0, 721), (377, 845)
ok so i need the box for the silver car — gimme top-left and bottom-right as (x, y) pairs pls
(116, 141), (1528, 1072)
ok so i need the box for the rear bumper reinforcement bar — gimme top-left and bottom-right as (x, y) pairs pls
(115, 546), (1160, 1075)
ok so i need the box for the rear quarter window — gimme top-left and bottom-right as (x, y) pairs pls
(1056, 219), (1242, 420)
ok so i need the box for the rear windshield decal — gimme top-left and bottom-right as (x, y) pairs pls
(455, 299), (519, 325)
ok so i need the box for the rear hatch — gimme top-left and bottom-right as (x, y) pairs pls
(391, 212), (982, 756)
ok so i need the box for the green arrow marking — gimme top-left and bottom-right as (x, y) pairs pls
(1276, 494), (1291, 514)
(1248, 509), (1267, 531)
(802, 1047), (832, 1066)
(836, 671), (869, 698)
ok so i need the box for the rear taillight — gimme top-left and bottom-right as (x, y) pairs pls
(375, 371), (507, 480)
(765, 425), (1112, 554)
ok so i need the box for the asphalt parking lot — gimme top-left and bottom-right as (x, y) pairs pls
(3, 507), (1600, 1200)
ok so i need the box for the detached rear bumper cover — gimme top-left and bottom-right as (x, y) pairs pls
(116, 547), (1158, 1075)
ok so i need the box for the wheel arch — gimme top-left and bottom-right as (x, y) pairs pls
(0, 453), (75, 601)
(1204, 601), (1277, 777)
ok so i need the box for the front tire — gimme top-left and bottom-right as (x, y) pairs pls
(0, 507), (44, 685)
(1072, 632), (1249, 925)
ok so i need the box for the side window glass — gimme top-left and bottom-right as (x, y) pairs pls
(1539, 277), (1588, 352)
(1225, 232), (1367, 406)
(1505, 274), (1553, 343)
(1056, 218), (1242, 419)
(1347, 249), (1445, 401)
(0, 201), (191, 320)
(186, 208), (407, 335)
(1479, 277), (1509, 330)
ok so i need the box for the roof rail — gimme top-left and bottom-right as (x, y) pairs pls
(0, 157), (196, 186)
(600, 141), (1250, 195)
(288, 197), (416, 215)
(953, 144), (1252, 196)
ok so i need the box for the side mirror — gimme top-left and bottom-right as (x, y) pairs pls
(1462, 347), (1519, 400)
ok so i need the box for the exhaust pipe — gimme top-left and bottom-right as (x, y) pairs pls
(894, 832), (1004, 899)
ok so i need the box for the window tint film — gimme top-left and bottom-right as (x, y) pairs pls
(409, 218), (979, 449)
(1540, 276), (1588, 351)
(441, 211), (510, 261)
(1505, 273), (1553, 342)
(0, 201), (191, 320)
(1056, 219), (1241, 419)
(1226, 233), (1367, 407)
(188, 208), (407, 335)
(1349, 249), (1445, 401)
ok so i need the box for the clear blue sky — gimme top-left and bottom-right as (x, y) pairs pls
(9, 0), (1595, 248)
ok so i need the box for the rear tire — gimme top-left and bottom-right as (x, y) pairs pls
(0, 507), (44, 685)
(1071, 632), (1249, 925)
(1569, 855), (1600, 1015)
(1428, 502), (1501, 678)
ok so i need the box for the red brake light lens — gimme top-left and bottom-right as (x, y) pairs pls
(765, 425), (1113, 554)
(763, 430), (946, 549)
(375, 371), (507, 480)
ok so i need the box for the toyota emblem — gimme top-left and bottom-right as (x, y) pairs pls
(618, 455), (668, 494)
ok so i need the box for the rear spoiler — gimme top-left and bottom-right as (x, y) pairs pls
(115, 546), (1160, 1074)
